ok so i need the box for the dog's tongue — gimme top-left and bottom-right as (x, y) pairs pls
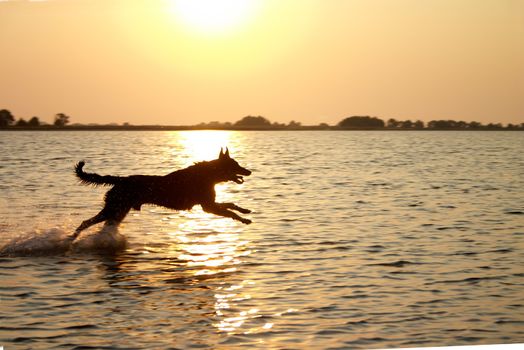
(233, 175), (244, 184)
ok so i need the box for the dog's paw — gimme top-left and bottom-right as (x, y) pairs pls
(241, 218), (252, 225)
(238, 207), (251, 214)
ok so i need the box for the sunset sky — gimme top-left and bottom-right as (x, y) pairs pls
(1, 0), (523, 125)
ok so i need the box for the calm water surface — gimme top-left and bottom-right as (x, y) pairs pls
(0, 131), (523, 349)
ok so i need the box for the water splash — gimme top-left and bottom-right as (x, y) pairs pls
(0, 225), (127, 257)
(71, 225), (127, 254)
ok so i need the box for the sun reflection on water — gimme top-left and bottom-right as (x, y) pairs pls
(163, 130), (270, 336)
(169, 225), (259, 334)
(179, 130), (234, 164)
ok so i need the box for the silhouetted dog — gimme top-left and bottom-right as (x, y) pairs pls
(72, 148), (252, 238)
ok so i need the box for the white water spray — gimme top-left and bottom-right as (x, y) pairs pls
(0, 225), (127, 256)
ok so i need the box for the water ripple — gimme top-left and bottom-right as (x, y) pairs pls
(1, 131), (523, 349)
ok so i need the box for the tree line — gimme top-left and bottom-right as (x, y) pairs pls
(193, 115), (524, 130)
(336, 116), (524, 130)
(0, 109), (70, 128)
(1, 109), (522, 130)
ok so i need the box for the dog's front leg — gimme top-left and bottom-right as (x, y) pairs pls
(219, 202), (251, 214)
(202, 203), (252, 224)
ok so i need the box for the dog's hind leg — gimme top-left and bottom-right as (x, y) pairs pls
(102, 206), (130, 229)
(72, 210), (108, 238)
(72, 204), (131, 239)
(101, 187), (133, 227)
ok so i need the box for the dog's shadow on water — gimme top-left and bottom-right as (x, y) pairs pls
(0, 225), (127, 257)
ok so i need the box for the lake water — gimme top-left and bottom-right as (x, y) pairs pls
(0, 130), (523, 349)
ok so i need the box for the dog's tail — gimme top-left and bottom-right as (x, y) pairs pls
(75, 161), (122, 186)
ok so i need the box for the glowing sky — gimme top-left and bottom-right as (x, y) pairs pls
(1, 0), (523, 125)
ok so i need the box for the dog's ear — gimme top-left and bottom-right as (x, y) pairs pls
(224, 147), (230, 158)
(219, 148), (224, 159)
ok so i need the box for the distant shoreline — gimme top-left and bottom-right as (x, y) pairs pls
(1, 125), (523, 131)
(2, 112), (522, 131)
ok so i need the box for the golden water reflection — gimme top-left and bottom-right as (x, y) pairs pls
(167, 211), (287, 336)
(178, 130), (234, 164)
(165, 130), (271, 335)
(169, 213), (259, 334)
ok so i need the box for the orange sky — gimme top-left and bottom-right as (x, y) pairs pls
(1, 0), (523, 125)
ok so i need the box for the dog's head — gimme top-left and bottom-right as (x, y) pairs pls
(215, 148), (251, 184)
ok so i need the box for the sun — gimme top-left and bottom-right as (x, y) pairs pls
(168, 0), (262, 35)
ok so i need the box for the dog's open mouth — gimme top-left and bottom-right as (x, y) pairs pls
(233, 175), (244, 184)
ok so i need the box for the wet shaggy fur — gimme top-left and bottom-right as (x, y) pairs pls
(72, 149), (252, 239)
